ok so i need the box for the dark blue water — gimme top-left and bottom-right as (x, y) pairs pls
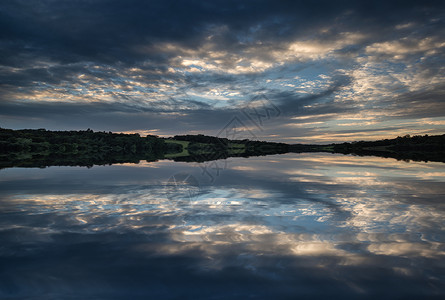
(1, 153), (444, 299)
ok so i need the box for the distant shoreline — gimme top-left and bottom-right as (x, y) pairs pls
(1, 128), (444, 169)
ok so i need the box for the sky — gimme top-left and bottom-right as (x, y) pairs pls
(1, 0), (445, 143)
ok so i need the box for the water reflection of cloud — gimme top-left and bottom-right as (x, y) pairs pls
(2, 184), (444, 262)
(1, 153), (444, 298)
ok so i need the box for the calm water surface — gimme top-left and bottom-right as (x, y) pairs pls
(0, 153), (444, 299)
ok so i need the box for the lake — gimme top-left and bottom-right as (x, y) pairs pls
(1, 153), (444, 299)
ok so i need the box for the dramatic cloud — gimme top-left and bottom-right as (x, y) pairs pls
(1, 0), (444, 142)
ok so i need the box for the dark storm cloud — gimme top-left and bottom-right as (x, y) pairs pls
(1, 0), (442, 66)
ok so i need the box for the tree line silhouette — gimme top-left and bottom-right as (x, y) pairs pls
(1, 128), (444, 168)
(0, 128), (287, 168)
(0, 128), (177, 168)
(329, 134), (445, 162)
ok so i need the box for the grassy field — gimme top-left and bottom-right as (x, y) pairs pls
(164, 140), (248, 158)
(228, 143), (245, 154)
(164, 139), (190, 158)
(362, 145), (395, 152)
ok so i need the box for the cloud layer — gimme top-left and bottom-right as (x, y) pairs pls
(1, 0), (445, 142)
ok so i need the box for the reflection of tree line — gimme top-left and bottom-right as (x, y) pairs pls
(0, 129), (288, 168)
(1, 128), (444, 168)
